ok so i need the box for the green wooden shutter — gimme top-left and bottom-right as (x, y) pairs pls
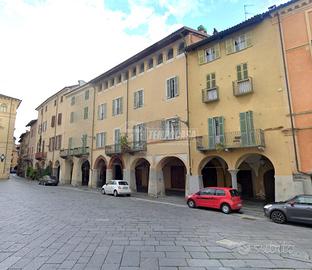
(120, 98), (123, 114)
(237, 65), (242, 81)
(246, 111), (255, 145)
(242, 63), (248, 80)
(82, 134), (87, 148)
(219, 116), (225, 144)
(246, 32), (252, 47)
(161, 120), (166, 139)
(208, 118), (215, 149)
(166, 79), (170, 98)
(226, 39), (234, 54)
(198, 49), (206, 64)
(211, 73), (216, 88)
(240, 112), (247, 146)
(206, 74), (211, 89)
(174, 76), (179, 96)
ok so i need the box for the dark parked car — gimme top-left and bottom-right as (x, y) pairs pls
(264, 195), (312, 224)
(38, 175), (59, 186)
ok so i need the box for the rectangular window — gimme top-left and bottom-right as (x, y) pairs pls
(132, 67), (136, 77)
(58, 113), (62, 125)
(54, 100), (57, 106)
(226, 32), (252, 54)
(71, 96), (75, 105)
(197, 44), (220, 64)
(123, 71), (129, 80)
(134, 90), (144, 109)
(84, 107), (88, 119)
(112, 97), (123, 116)
(133, 123), (146, 142)
(114, 129), (121, 144)
(104, 81), (108, 90)
(166, 76), (179, 99)
(60, 96), (63, 103)
(206, 73), (216, 89)
(139, 63), (144, 73)
(82, 134), (87, 148)
(208, 117), (224, 149)
(55, 135), (62, 150)
(70, 112), (74, 123)
(163, 118), (180, 140)
(117, 74), (122, 83)
(96, 132), (106, 148)
(110, 78), (115, 87)
(98, 103), (107, 120)
(167, 48), (174, 60)
(49, 137), (55, 152)
(51, 115), (56, 128)
(236, 63), (248, 81)
(178, 42), (185, 55)
(148, 58), (153, 69)
(68, 137), (73, 149)
(85, 90), (89, 100)
(157, 53), (163, 65)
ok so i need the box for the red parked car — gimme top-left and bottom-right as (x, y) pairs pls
(186, 187), (242, 214)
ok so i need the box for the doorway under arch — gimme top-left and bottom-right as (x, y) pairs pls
(134, 158), (150, 192)
(95, 157), (107, 188)
(111, 156), (123, 180)
(81, 160), (90, 186)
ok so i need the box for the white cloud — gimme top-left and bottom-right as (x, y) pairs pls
(0, 0), (182, 138)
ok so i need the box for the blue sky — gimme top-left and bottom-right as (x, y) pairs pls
(0, 0), (288, 137)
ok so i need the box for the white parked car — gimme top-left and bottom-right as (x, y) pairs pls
(101, 180), (131, 197)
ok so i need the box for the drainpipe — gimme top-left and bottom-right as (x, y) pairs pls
(277, 12), (310, 177)
(126, 73), (129, 137)
(180, 33), (192, 177)
(3, 99), (13, 175)
(90, 85), (96, 186)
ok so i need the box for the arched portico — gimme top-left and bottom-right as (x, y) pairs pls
(108, 156), (124, 180)
(155, 156), (187, 196)
(235, 153), (275, 202)
(93, 156), (107, 188)
(131, 158), (150, 193)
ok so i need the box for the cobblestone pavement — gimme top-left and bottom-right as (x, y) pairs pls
(0, 176), (311, 270)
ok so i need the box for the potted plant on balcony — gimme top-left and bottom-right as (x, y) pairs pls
(215, 142), (225, 152)
(120, 135), (130, 152)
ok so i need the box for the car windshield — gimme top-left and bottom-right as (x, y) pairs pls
(230, 189), (240, 197)
(118, 181), (128, 185)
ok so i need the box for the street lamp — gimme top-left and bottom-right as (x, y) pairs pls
(0, 154), (5, 162)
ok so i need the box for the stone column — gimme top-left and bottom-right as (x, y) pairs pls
(228, 169), (239, 189)
(90, 169), (98, 188)
(148, 168), (158, 197)
(186, 175), (203, 195)
(106, 169), (112, 181)
(71, 158), (80, 186)
(129, 169), (136, 192)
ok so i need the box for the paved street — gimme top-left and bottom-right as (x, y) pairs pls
(0, 176), (311, 270)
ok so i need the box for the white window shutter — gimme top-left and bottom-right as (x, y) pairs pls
(197, 49), (205, 65)
(225, 39), (234, 54)
(174, 76), (179, 96)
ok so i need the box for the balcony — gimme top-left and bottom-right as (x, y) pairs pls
(35, 152), (47, 160)
(202, 87), (219, 103)
(60, 149), (74, 159)
(73, 147), (89, 157)
(196, 129), (265, 151)
(105, 141), (146, 156)
(233, 77), (253, 96)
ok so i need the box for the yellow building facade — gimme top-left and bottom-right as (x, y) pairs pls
(187, 12), (310, 201)
(0, 94), (21, 179)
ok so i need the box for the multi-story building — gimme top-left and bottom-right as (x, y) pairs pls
(59, 82), (94, 186)
(186, 1), (312, 202)
(17, 131), (31, 177)
(35, 83), (83, 179)
(60, 27), (207, 195)
(25, 119), (38, 166)
(271, 0), (312, 193)
(0, 94), (21, 179)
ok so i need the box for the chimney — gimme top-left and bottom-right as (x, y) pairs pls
(78, 80), (86, 86)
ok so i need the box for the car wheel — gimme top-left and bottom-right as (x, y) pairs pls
(101, 188), (105, 195)
(271, 210), (286, 224)
(113, 190), (118, 197)
(187, 199), (196, 208)
(221, 203), (231, 214)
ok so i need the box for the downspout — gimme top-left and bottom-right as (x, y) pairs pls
(90, 85), (96, 187)
(3, 99), (13, 175)
(126, 74), (129, 137)
(277, 12), (310, 176)
(180, 33), (192, 177)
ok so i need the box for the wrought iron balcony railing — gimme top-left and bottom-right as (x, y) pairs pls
(105, 141), (147, 156)
(233, 77), (253, 96)
(202, 87), (219, 103)
(35, 152), (47, 160)
(196, 129), (265, 151)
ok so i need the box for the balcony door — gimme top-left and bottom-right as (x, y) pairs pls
(240, 111), (255, 146)
(208, 117), (224, 149)
(114, 129), (121, 152)
(133, 124), (146, 148)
